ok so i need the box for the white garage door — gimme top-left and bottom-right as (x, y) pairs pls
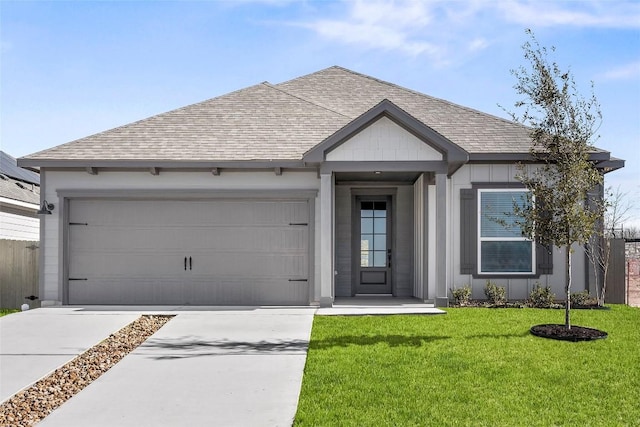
(68, 199), (310, 305)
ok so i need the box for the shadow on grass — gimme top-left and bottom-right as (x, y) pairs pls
(309, 335), (450, 349)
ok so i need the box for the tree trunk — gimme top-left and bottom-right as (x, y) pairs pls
(565, 243), (572, 330)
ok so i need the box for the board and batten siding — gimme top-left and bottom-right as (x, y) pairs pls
(450, 164), (588, 300)
(334, 186), (352, 297)
(40, 170), (320, 305)
(394, 186), (414, 297)
(326, 116), (443, 162)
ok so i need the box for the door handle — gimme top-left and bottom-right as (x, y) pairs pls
(189, 256), (192, 270)
(184, 257), (187, 271)
(387, 249), (392, 268)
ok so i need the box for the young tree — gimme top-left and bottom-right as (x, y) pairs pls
(508, 30), (603, 329)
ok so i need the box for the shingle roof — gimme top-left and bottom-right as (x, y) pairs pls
(0, 175), (40, 205)
(22, 66), (538, 163)
(0, 151), (40, 205)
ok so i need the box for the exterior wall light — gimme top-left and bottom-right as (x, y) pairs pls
(37, 200), (55, 215)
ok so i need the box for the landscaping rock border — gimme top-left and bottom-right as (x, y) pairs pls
(0, 314), (173, 427)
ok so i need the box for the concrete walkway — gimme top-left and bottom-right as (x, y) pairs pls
(0, 308), (140, 403)
(45, 308), (315, 427)
(318, 297), (446, 316)
(1, 301), (444, 426)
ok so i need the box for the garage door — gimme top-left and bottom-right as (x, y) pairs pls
(68, 199), (309, 305)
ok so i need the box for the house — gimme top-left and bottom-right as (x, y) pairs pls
(18, 66), (624, 307)
(1, 151), (40, 241)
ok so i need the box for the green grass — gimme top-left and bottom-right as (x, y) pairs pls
(295, 306), (640, 426)
(0, 309), (19, 317)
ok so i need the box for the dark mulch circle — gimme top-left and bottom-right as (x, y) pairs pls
(572, 304), (611, 310)
(530, 324), (608, 342)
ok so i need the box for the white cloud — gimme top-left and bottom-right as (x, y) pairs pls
(307, 19), (439, 57)
(291, 0), (639, 63)
(299, 0), (441, 58)
(495, 0), (640, 29)
(600, 61), (640, 81)
(468, 38), (489, 52)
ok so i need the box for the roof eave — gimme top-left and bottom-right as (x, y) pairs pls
(17, 158), (310, 170)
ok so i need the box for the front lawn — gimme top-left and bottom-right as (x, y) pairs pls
(0, 309), (19, 317)
(295, 306), (640, 426)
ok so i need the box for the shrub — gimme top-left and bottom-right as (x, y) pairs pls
(484, 281), (506, 305)
(527, 284), (555, 308)
(450, 285), (472, 306)
(570, 290), (597, 307)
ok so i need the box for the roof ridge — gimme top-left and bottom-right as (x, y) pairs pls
(262, 82), (351, 119)
(327, 66), (530, 130)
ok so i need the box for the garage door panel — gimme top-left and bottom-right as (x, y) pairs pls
(68, 199), (309, 305)
(180, 227), (306, 252)
(189, 278), (308, 305)
(190, 253), (307, 277)
(70, 278), (184, 305)
(70, 227), (186, 253)
(69, 253), (185, 277)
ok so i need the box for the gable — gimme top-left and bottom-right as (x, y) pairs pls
(325, 116), (443, 161)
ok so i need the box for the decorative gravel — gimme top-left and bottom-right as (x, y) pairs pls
(0, 315), (173, 427)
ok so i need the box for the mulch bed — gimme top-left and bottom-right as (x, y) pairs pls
(452, 300), (607, 310)
(530, 324), (608, 342)
(0, 314), (173, 427)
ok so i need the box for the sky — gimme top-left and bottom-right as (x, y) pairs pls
(1, 0), (639, 226)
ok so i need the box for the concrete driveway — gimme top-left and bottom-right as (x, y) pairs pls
(1, 307), (316, 427)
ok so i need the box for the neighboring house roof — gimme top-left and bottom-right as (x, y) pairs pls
(17, 66), (618, 167)
(0, 151), (40, 205)
(1, 151), (40, 185)
(0, 174), (40, 206)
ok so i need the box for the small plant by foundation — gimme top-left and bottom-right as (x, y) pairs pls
(570, 290), (598, 307)
(527, 284), (556, 308)
(484, 281), (506, 305)
(450, 285), (472, 306)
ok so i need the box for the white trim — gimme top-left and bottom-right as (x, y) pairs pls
(0, 196), (39, 210)
(477, 188), (535, 275)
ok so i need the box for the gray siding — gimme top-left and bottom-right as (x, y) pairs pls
(334, 186), (352, 297)
(394, 186), (414, 296)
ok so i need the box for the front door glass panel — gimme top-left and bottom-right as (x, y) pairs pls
(360, 201), (387, 267)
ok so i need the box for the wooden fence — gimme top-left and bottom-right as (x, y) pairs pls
(605, 238), (626, 304)
(0, 239), (40, 309)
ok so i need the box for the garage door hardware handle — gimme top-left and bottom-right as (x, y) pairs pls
(24, 295), (39, 301)
(69, 278), (88, 281)
(288, 279), (308, 282)
(70, 222), (88, 226)
(189, 256), (192, 270)
(184, 257), (187, 270)
(289, 223), (308, 226)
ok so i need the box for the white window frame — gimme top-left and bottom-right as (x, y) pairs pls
(477, 188), (535, 275)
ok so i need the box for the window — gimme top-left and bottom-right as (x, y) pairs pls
(478, 189), (534, 274)
(360, 201), (387, 267)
